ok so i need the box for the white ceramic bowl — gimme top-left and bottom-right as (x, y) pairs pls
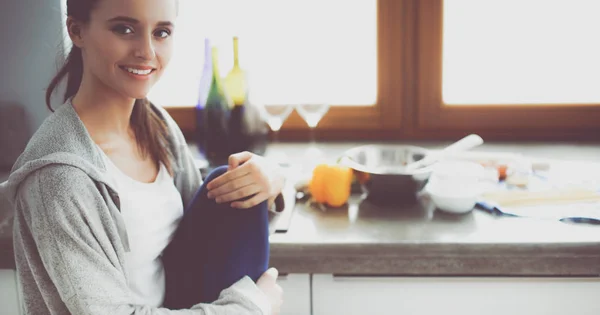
(427, 187), (478, 214)
(425, 160), (484, 214)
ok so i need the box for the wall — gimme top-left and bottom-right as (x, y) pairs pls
(0, 0), (65, 169)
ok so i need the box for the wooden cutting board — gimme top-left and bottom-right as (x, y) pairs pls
(482, 189), (600, 207)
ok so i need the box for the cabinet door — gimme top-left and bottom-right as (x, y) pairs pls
(277, 273), (311, 315)
(0, 269), (22, 315)
(313, 274), (600, 315)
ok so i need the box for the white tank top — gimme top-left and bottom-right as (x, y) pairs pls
(96, 144), (184, 307)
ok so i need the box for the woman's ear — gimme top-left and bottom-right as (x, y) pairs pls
(66, 17), (85, 48)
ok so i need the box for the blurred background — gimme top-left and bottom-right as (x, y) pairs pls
(2, 0), (599, 149)
(1, 1), (600, 314)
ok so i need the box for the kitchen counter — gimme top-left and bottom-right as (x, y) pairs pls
(256, 141), (600, 276)
(2, 142), (600, 275)
(269, 195), (600, 276)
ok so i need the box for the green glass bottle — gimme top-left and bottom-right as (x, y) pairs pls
(203, 46), (231, 165)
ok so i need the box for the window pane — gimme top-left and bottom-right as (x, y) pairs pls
(442, 0), (600, 105)
(148, 0), (377, 107)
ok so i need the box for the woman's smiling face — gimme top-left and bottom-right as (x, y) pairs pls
(73, 0), (177, 99)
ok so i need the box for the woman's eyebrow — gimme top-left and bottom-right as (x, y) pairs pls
(107, 16), (139, 24)
(156, 21), (174, 28)
(107, 16), (174, 28)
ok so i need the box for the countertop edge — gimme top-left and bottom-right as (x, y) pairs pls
(269, 242), (600, 276)
(4, 241), (599, 275)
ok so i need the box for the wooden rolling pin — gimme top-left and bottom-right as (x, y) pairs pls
(482, 189), (600, 207)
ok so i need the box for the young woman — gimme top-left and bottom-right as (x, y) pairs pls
(1, 0), (285, 314)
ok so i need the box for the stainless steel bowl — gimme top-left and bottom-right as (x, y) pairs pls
(339, 145), (434, 205)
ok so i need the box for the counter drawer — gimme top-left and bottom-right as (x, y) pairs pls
(313, 274), (600, 315)
(278, 273), (311, 315)
(0, 269), (22, 315)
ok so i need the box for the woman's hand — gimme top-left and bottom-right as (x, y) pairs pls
(257, 268), (283, 315)
(206, 152), (285, 209)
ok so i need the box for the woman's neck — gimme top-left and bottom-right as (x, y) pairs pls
(71, 71), (137, 144)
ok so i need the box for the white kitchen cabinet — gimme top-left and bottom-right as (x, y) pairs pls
(312, 274), (600, 315)
(16, 272), (24, 315)
(0, 269), (22, 315)
(277, 273), (311, 315)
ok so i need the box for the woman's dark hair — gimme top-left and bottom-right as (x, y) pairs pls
(46, 0), (174, 176)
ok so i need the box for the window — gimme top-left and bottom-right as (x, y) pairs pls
(149, 0), (377, 107)
(148, 0), (387, 137)
(60, 0), (600, 140)
(417, 0), (600, 140)
(442, 0), (600, 105)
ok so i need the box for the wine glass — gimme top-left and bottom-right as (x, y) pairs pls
(295, 103), (330, 142)
(256, 103), (294, 164)
(258, 104), (294, 142)
(295, 103), (330, 164)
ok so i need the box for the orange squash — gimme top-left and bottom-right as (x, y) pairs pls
(309, 163), (353, 207)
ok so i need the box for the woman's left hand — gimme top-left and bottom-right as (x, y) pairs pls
(206, 151), (285, 209)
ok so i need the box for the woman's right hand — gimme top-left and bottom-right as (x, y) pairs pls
(256, 267), (283, 315)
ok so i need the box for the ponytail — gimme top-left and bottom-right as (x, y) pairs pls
(45, 46), (83, 112)
(131, 99), (174, 177)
